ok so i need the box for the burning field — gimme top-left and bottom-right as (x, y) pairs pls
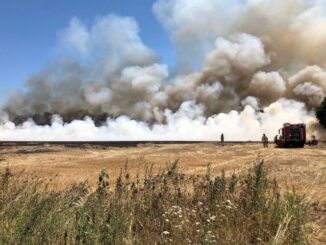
(1, 0), (326, 243)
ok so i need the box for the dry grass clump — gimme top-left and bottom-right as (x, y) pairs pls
(0, 159), (309, 244)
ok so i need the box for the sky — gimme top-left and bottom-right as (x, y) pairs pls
(0, 0), (173, 105)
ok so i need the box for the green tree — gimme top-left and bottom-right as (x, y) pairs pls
(316, 97), (326, 128)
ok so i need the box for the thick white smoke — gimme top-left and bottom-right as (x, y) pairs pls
(1, 0), (326, 141)
(153, 0), (243, 71)
(0, 99), (319, 141)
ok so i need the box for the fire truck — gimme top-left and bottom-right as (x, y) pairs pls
(274, 123), (306, 148)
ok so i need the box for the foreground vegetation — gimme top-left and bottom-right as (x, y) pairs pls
(0, 159), (309, 244)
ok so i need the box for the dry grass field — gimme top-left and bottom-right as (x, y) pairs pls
(0, 142), (325, 243)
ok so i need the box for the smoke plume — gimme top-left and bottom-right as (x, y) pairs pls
(1, 0), (326, 141)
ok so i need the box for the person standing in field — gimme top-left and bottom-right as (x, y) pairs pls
(262, 134), (268, 148)
(221, 133), (224, 146)
(98, 168), (109, 190)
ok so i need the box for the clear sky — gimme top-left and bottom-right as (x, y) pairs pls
(0, 0), (173, 105)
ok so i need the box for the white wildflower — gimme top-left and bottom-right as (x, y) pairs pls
(226, 199), (233, 205)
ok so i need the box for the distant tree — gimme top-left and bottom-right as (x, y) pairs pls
(316, 97), (326, 128)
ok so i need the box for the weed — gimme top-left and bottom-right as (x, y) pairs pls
(0, 158), (309, 244)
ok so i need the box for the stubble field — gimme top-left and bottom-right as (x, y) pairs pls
(0, 142), (325, 242)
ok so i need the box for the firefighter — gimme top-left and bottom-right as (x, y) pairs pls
(262, 134), (268, 148)
(221, 133), (224, 146)
(98, 168), (109, 190)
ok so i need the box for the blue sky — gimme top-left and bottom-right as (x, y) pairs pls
(0, 0), (173, 105)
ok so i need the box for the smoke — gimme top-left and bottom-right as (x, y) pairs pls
(153, 0), (243, 71)
(4, 15), (166, 124)
(154, 0), (326, 70)
(249, 72), (286, 102)
(1, 0), (326, 141)
(288, 66), (326, 108)
(0, 99), (320, 141)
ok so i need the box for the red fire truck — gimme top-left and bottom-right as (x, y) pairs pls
(274, 123), (306, 148)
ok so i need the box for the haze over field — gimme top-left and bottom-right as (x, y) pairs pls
(1, 0), (326, 141)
